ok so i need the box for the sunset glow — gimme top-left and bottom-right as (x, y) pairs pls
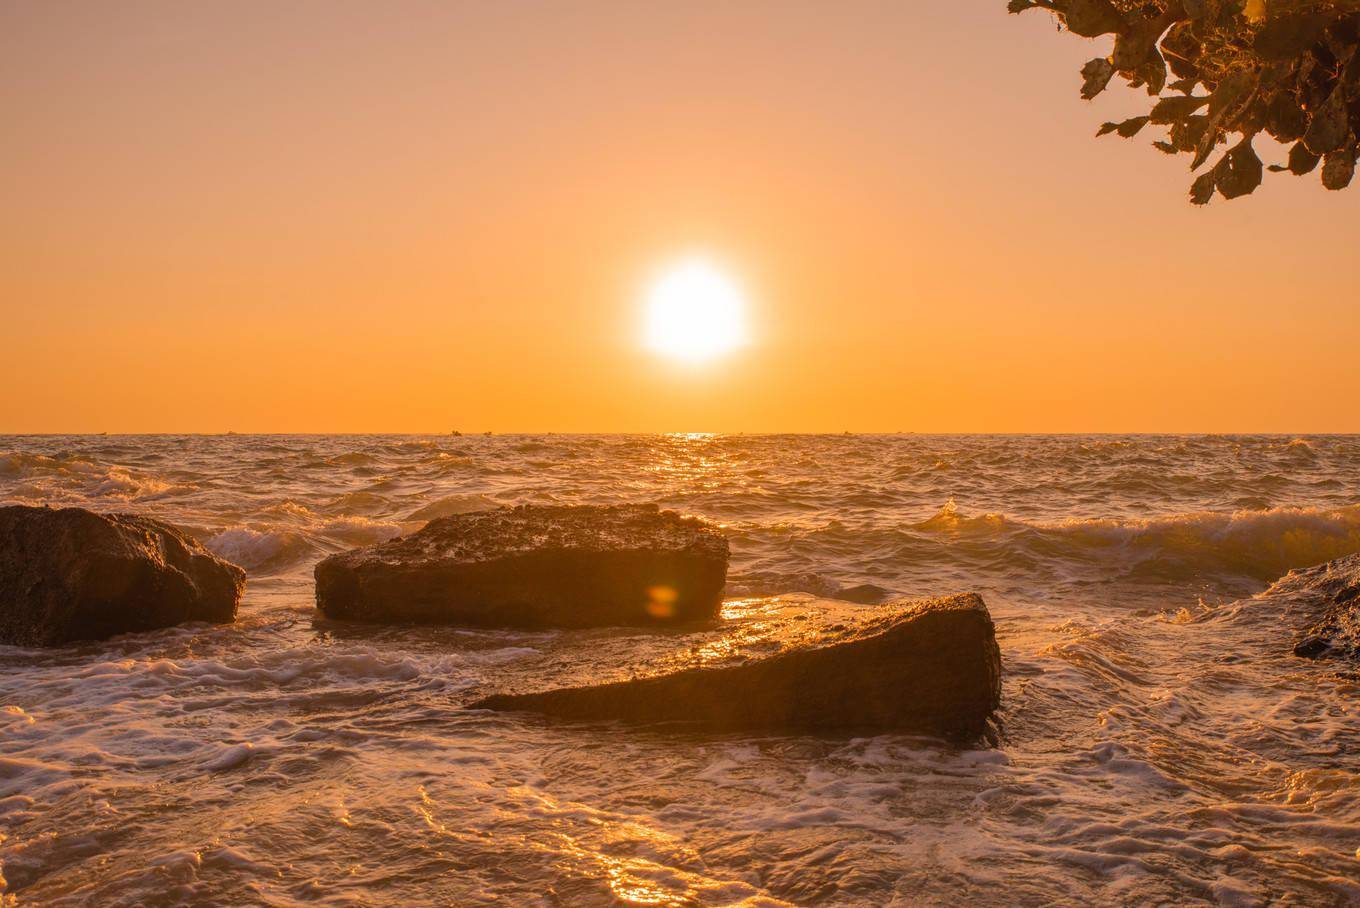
(3, 3), (1360, 905)
(643, 260), (748, 362)
(3, 3), (1358, 435)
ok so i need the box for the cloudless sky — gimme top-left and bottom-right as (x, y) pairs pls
(3, 1), (1357, 433)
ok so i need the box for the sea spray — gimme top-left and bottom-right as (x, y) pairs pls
(2, 433), (1359, 904)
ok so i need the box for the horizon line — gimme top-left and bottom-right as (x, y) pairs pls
(2, 430), (1357, 438)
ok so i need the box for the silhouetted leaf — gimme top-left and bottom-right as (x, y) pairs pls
(1287, 140), (1321, 174)
(1182, 0), (1224, 22)
(1149, 94), (1209, 123)
(1255, 14), (1329, 61)
(1098, 116), (1150, 137)
(1321, 145), (1357, 188)
(1325, 18), (1360, 66)
(1161, 23), (1202, 80)
(1189, 169), (1217, 204)
(1214, 139), (1263, 198)
(1303, 86), (1350, 153)
(1265, 91), (1308, 141)
(1136, 55), (1168, 95)
(1207, 69), (1256, 127)
(1191, 123), (1221, 169)
(1008, 0), (1360, 200)
(1058, 0), (1124, 37)
(1171, 114), (1209, 152)
(1080, 57), (1116, 98)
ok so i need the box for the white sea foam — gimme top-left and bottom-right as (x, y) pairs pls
(406, 493), (499, 522)
(2, 433), (1359, 904)
(203, 527), (318, 573)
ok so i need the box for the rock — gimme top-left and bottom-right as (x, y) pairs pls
(469, 593), (1002, 739)
(1260, 552), (1360, 660)
(0, 505), (245, 647)
(315, 504), (729, 628)
(1294, 579), (1360, 660)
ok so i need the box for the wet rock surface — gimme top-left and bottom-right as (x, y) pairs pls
(0, 505), (244, 647)
(469, 592), (1002, 739)
(315, 503), (729, 628)
(1293, 575), (1360, 659)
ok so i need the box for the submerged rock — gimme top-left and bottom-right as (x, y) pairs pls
(470, 593), (1002, 739)
(0, 505), (244, 647)
(314, 504), (729, 628)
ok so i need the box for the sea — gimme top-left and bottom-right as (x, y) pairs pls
(1, 433), (1357, 906)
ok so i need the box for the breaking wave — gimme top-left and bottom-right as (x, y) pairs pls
(3, 433), (1360, 905)
(917, 500), (1360, 583)
(406, 493), (500, 521)
(0, 452), (183, 502)
(202, 528), (318, 574)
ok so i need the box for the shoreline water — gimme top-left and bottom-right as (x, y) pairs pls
(2, 434), (1359, 905)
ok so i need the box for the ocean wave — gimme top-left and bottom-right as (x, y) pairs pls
(913, 500), (1360, 583)
(258, 500), (317, 521)
(202, 528), (318, 574)
(314, 516), (405, 546)
(43, 645), (540, 702)
(0, 451), (102, 478)
(7, 434), (1360, 908)
(724, 570), (843, 598)
(325, 452), (377, 467)
(430, 452), (476, 471)
(88, 469), (176, 499)
(0, 452), (181, 501)
(325, 490), (391, 515)
(202, 517), (403, 572)
(406, 493), (499, 522)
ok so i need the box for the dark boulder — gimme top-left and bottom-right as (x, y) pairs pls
(315, 504), (728, 628)
(470, 592), (1002, 739)
(0, 505), (244, 647)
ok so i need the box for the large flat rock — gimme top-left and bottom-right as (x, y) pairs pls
(469, 593), (1002, 739)
(314, 504), (729, 628)
(0, 505), (245, 647)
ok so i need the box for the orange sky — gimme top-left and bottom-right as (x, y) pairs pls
(3, 1), (1357, 434)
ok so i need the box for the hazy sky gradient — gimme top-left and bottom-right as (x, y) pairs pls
(3, 1), (1357, 433)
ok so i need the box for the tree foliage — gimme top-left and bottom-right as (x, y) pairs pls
(1009, 0), (1360, 202)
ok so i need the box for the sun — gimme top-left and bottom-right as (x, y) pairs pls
(643, 259), (748, 362)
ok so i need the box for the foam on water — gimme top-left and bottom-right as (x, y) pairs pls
(2, 434), (1359, 905)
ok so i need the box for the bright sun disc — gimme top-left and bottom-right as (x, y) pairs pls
(643, 260), (748, 362)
